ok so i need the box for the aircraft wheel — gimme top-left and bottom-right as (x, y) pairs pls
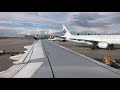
(91, 46), (95, 49)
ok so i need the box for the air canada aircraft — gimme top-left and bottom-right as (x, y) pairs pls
(60, 25), (120, 49)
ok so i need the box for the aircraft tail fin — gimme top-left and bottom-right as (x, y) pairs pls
(62, 25), (71, 36)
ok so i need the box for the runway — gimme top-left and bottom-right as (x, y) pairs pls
(0, 40), (120, 78)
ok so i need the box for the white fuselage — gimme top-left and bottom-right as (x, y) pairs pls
(66, 35), (120, 45)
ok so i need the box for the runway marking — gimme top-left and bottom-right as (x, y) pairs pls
(12, 62), (43, 78)
(49, 41), (120, 75)
(30, 40), (45, 60)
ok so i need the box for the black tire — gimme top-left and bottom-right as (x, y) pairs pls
(91, 46), (95, 49)
(62, 40), (66, 42)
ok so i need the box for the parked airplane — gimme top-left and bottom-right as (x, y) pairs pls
(60, 25), (120, 49)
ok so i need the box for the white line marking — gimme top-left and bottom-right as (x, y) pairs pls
(13, 62), (43, 78)
(31, 40), (45, 60)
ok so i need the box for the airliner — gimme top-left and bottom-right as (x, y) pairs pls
(60, 25), (120, 49)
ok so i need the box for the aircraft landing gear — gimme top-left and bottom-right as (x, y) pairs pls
(91, 42), (98, 49)
(91, 45), (99, 49)
(91, 46), (95, 49)
(109, 44), (114, 49)
(62, 40), (67, 42)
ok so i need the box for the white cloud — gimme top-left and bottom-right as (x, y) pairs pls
(0, 12), (120, 36)
(0, 12), (71, 25)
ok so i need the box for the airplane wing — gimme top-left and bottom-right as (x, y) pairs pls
(0, 40), (44, 78)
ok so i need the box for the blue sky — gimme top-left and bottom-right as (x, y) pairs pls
(0, 12), (120, 37)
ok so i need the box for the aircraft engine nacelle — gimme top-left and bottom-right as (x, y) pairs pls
(97, 42), (108, 48)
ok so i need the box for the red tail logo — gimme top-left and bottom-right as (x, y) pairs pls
(63, 29), (67, 34)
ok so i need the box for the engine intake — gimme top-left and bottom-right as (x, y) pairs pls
(97, 42), (108, 48)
